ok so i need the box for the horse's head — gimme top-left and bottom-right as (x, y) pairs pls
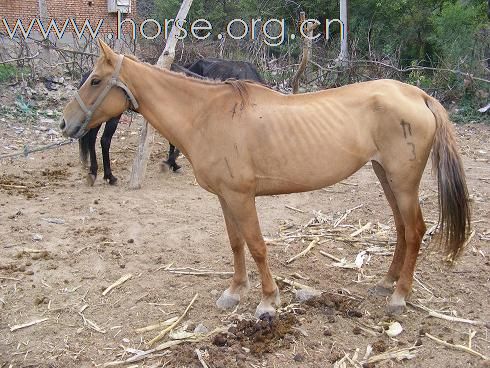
(60, 39), (137, 139)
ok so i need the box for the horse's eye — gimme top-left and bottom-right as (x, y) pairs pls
(91, 79), (101, 86)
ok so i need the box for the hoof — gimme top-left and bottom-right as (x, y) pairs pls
(255, 303), (276, 319)
(104, 176), (118, 185)
(254, 288), (280, 319)
(216, 289), (240, 310)
(171, 164), (182, 172)
(160, 161), (171, 173)
(386, 300), (406, 316)
(368, 284), (393, 297)
(86, 174), (96, 186)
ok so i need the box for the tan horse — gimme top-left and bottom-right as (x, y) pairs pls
(61, 40), (470, 317)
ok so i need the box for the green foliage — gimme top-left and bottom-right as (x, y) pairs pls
(349, 0), (443, 63)
(430, 1), (487, 67)
(0, 64), (30, 82)
(451, 95), (489, 124)
(0, 64), (18, 82)
(146, 0), (488, 117)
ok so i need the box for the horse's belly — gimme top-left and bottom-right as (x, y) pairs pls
(254, 154), (368, 196)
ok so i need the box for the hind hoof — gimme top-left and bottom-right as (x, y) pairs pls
(386, 300), (406, 316)
(86, 174), (96, 186)
(216, 289), (240, 310)
(369, 284), (393, 297)
(160, 161), (170, 173)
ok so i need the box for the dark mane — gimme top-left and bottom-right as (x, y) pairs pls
(224, 79), (250, 108)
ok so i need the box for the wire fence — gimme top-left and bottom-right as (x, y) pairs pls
(0, 139), (76, 161)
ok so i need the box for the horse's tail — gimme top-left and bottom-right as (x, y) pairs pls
(79, 134), (89, 167)
(426, 97), (471, 260)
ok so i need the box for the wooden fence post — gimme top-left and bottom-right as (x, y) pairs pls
(128, 0), (194, 189)
(291, 12), (316, 94)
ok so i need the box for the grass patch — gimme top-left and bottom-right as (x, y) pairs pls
(451, 96), (489, 124)
(0, 64), (30, 83)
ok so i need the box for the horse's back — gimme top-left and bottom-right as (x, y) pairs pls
(209, 79), (437, 195)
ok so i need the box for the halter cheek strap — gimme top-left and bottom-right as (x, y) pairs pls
(73, 54), (139, 138)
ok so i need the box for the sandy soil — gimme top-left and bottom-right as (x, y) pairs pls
(0, 117), (489, 368)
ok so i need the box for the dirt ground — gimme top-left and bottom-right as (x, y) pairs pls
(0, 115), (489, 367)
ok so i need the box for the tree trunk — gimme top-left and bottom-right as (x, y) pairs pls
(291, 12), (316, 94)
(128, 0), (194, 189)
(338, 0), (349, 64)
(38, 0), (51, 74)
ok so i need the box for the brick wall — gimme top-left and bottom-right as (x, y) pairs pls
(0, 0), (138, 39)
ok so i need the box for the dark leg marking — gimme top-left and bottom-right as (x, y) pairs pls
(101, 117), (119, 185)
(400, 121), (412, 139)
(167, 144), (181, 171)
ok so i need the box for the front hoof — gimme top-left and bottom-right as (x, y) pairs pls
(216, 289), (240, 310)
(386, 300), (406, 316)
(255, 303), (276, 319)
(369, 284), (393, 297)
(86, 174), (96, 186)
(172, 164), (182, 173)
(254, 288), (280, 319)
(104, 175), (118, 185)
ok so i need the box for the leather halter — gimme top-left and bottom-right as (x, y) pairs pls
(73, 54), (139, 138)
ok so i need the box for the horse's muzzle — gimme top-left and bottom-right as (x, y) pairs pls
(59, 118), (79, 138)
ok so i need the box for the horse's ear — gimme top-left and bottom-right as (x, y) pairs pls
(98, 38), (116, 64)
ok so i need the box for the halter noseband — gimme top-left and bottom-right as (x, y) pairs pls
(73, 54), (139, 138)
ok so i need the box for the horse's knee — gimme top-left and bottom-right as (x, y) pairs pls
(404, 229), (422, 247)
(229, 236), (245, 251)
(248, 244), (267, 263)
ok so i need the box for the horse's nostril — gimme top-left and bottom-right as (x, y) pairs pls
(59, 119), (66, 130)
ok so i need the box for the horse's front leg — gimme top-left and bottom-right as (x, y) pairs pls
(101, 117), (119, 185)
(87, 126), (100, 186)
(216, 197), (250, 309)
(220, 192), (280, 318)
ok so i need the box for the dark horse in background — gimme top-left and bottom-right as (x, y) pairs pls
(78, 58), (264, 185)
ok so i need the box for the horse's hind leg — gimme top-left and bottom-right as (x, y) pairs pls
(161, 144), (182, 172)
(387, 191), (426, 315)
(369, 161), (406, 296)
(169, 145), (182, 172)
(216, 197), (250, 309)
(370, 160), (427, 314)
(101, 117), (119, 185)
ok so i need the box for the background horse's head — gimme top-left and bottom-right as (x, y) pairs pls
(60, 39), (133, 139)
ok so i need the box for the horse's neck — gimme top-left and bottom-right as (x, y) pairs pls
(123, 60), (212, 158)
